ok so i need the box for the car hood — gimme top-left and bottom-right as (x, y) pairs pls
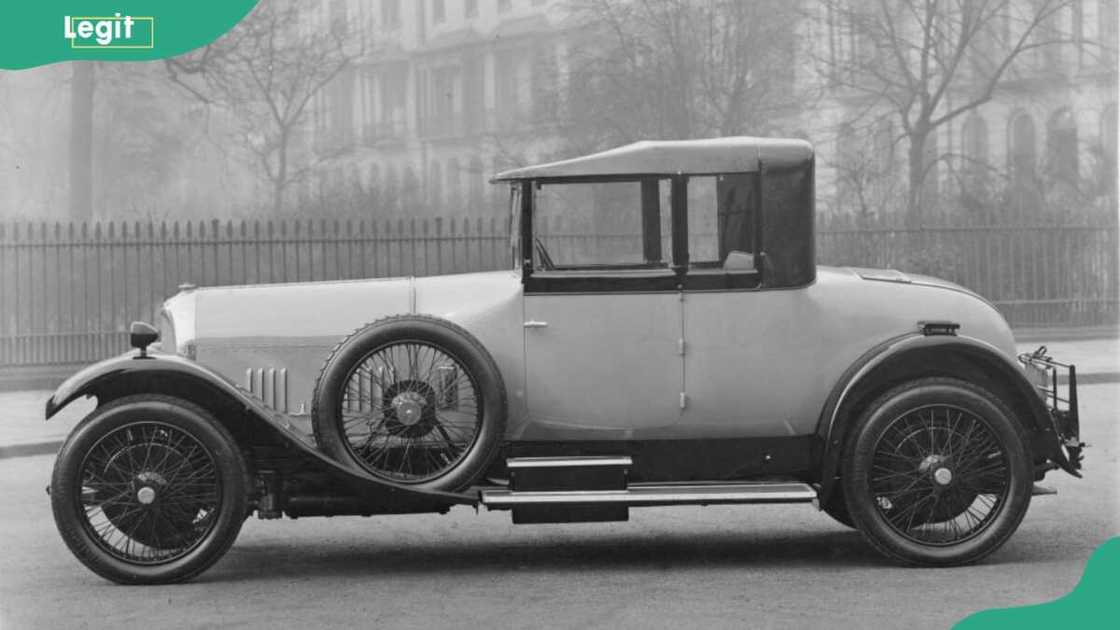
(165, 269), (523, 342)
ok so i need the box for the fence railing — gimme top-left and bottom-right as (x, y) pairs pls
(1, 216), (1115, 367)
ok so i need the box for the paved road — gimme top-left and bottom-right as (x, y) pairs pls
(1, 384), (1116, 629)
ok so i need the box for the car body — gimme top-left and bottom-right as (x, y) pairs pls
(46, 137), (1084, 584)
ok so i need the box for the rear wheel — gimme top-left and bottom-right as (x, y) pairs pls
(841, 377), (1032, 566)
(51, 395), (249, 584)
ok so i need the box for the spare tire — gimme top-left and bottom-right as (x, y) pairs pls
(312, 315), (507, 492)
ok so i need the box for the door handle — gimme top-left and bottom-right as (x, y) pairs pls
(523, 320), (549, 328)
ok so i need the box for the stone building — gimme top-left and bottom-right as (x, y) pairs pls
(306, 0), (1117, 221)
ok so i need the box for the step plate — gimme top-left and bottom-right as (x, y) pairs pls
(508, 455), (631, 492)
(482, 482), (816, 509)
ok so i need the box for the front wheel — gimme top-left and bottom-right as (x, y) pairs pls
(51, 395), (249, 584)
(841, 377), (1032, 566)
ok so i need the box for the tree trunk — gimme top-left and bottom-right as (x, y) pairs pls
(69, 62), (95, 220)
(272, 130), (289, 214)
(906, 128), (928, 229)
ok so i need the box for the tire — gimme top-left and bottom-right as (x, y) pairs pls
(51, 395), (249, 585)
(822, 488), (855, 528)
(312, 315), (507, 492)
(841, 377), (1032, 566)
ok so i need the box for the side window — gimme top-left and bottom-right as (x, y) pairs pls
(686, 174), (758, 272)
(533, 179), (672, 270)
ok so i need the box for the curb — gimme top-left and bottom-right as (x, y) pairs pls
(0, 440), (61, 460)
(1014, 327), (1119, 342)
(1076, 372), (1120, 385)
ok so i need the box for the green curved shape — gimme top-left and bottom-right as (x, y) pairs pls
(1, 1), (259, 70)
(955, 537), (1120, 629)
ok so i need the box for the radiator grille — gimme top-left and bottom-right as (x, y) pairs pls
(245, 367), (288, 413)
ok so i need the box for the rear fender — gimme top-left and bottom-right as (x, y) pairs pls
(47, 352), (477, 507)
(815, 333), (1071, 505)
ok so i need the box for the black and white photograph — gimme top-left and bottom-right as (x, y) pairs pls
(0, 1), (1117, 628)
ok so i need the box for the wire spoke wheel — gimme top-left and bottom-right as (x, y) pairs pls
(338, 340), (483, 483)
(76, 420), (221, 565)
(868, 404), (1010, 546)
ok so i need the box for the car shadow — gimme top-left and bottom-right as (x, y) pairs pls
(211, 529), (897, 582)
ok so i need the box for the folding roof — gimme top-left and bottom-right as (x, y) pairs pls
(492, 136), (813, 181)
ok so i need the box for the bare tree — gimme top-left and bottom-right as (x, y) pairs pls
(165, 0), (362, 213)
(556, 0), (802, 152)
(813, 0), (1076, 225)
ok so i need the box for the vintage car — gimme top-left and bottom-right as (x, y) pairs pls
(45, 137), (1084, 584)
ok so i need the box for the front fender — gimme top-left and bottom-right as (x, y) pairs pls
(46, 351), (477, 507)
(815, 332), (1073, 505)
(47, 350), (241, 419)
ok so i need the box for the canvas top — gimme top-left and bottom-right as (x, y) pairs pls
(492, 136), (813, 181)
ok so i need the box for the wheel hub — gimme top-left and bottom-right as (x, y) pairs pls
(918, 454), (955, 487)
(392, 392), (427, 426)
(932, 467), (953, 486)
(136, 486), (157, 505)
(381, 379), (440, 438)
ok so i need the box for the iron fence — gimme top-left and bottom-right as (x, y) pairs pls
(1, 216), (1115, 367)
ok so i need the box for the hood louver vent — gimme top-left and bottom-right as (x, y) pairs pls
(245, 367), (288, 413)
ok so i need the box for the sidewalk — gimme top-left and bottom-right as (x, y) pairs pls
(1015, 337), (1119, 381)
(0, 391), (93, 459)
(1, 338), (1116, 459)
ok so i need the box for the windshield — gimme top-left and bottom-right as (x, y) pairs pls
(508, 184), (521, 270)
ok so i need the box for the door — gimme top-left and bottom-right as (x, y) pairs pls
(520, 177), (683, 439)
(682, 289), (820, 438)
(523, 292), (682, 436)
(677, 172), (817, 438)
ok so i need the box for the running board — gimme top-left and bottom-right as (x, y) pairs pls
(481, 482), (817, 509)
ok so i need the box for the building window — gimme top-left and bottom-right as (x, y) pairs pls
(1008, 111), (1037, 180)
(462, 52), (485, 133)
(379, 63), (407, 136)
(498, 0), (513, 13)
(425, 66), (461, 137)
(429, 160), (444, 210)
(433, 0), (445, 23)
(1071, 1), (1084, 64)
(962, 114), (989, 165)
(329, 0), (348, 37)
(381, 0), (401, 28)
(1103, 1), (1119, 58)
(961, 114), (989, 194)
(531, 46), (559, 123)
(447, 158), (462, 210)
(872, 120), (895, 174)
(1102, 103), (1117, 197)
(466, 0), (478, 18)
(469, 156), (485, 211)
(494, 49), (521, 121)
(1046, 108), (1078, 185)
(1035, 1), (1062, 71)
(361, 68), (377, 144)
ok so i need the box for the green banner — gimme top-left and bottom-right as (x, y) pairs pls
(955, 537), (1120, 629)
(0, 2), (259, 70)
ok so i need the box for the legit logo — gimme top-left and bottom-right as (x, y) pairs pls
(64, 14), (154, 49)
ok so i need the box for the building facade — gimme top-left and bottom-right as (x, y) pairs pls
(305, 0), (1118, 220)
(306, 0), (574, 218)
